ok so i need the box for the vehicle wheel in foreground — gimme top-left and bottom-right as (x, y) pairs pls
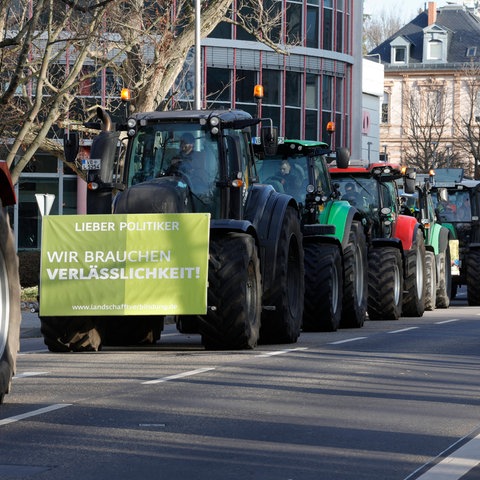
(436, 247), (451, 308)
(303, 243), (343, 332)
(368, 247), (403, 320)
(0, 209), (21, 404)
(340, 220), (368, 328)
(102, 316), (163, 346)
(466, 249), (480, 306)
(40, 316), (103, 352)
(424, 251), (436, 311)
(260, 206), (304, 344)
(200, 233), (261, 350)
(402, 230), (426, 317)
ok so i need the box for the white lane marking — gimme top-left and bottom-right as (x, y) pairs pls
(18, 349), (49, 355)
(411, 433), (480, 480)
(255, 347), (309, 357)
(436, 319), (460, 324)
(0, 404), (72, 427)
(13, 372), (48, 379)
(329, 337), (367, 345)
(388, 327), (419, 334)
(142, 367), (215, 385)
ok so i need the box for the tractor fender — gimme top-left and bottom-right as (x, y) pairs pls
(433, 224), (451, 255)
(0, 161), (16, 206)
(371, 237), (403, 252)
(244, 184), (299, 293)
(393, 214), (421, 251)
(320, 200), (358, 249)
(210, 219), (256, 237)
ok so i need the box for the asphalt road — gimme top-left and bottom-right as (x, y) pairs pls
(2, 288), (480, 480)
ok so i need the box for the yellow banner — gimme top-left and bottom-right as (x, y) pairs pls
(40, 213), (210, 316)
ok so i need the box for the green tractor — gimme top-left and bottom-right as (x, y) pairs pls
(255, 139), (368, 332)
(430, 168), (480, 304)
(398, 175), (451, 310)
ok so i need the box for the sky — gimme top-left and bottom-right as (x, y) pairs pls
(363, 0), (456, 22)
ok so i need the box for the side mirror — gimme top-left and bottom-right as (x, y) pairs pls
(261, 126), (278, 156)
(438, 187), (449, 203)
(64, 131), (79, 164)
(336, 147), (350, 169)
(403, 167), (416, 194)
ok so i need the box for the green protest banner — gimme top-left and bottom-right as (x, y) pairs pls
(40, 213), (210, 316)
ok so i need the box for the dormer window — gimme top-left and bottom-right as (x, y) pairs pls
(428, 40), (442, 60)
(390, 36), (411, 65)
(394, 47), (406, 63)
(423, 24), (448, 63)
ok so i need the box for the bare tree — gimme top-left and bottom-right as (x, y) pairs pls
(402, 80), (457, 172)
(1, 0), (287, 184)
(363, 6), (406, 54)
(453, 62), (480, 179)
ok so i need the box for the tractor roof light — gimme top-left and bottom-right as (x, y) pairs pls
(121, 88), (131, 102)
(253, 84), (264, 99)
(326, 121), (335, 133)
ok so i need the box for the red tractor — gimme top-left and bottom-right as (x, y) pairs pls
(0, 160), (21, 403)
(330, 161), (426, 320)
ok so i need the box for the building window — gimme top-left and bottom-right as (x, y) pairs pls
(286, 1), (302, 43)
(425, 90), (442, 124)
(382, 92), (390, 124)
(306, 5), (319, 48)
(235, 69), (257, 103)
(466, 46), (477, 57)
(206, 68), (230, 105)
(323, 4), (333, 50)
(428, 40), (442, 60)
(394, 46), (406, 63)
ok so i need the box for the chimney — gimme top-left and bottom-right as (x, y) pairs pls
(428, 2), (437, 25)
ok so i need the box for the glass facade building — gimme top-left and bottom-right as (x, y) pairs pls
(13, 0), (363, 251)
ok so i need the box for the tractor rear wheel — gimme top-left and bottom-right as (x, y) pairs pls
(340, 220), (367, 328)
(0, 207), (21, 403)
(466, 249), (480, 306)
(40, 316), (103, 352)
(436, 247), (451, 308)
(402, 230), (426, 317)
(424, 251), (436, 311)
(368, 247), (403, 320)
(303, 243), (343, 332)
(201, 233), (261, 350)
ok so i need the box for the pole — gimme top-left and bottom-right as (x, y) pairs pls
(194, 0), (201, 110)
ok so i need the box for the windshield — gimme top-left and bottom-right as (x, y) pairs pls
(433, 190), (472, 222)
(332, 175), (379, 212)
(125, 124), (221, 214)
(256, 156), (308, 203)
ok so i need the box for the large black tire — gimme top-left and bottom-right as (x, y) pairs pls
(303, 243), (343, 332)
(368, 247), (403, 320)
(260, 206), (304, 344)
(436, 247), (451, 308)
(466, 249), (480, 306)
(40, 316), (103, 352)
(424, 251), (436, 311)
(340, 220), (368, 328)
(0, 207), (21, 404)
(402, 230), (426, 317)
(101, 316), (163, 346)
(200, 233), (261, 350)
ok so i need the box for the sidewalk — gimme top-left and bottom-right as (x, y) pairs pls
(20, 310), (42, 339)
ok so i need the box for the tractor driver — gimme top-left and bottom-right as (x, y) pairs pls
(168, 133), (203, 176)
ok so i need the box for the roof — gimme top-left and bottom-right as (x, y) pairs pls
(370, 5), (480, 66)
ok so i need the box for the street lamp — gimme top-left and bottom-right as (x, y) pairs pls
(445, 143), (452, 169)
